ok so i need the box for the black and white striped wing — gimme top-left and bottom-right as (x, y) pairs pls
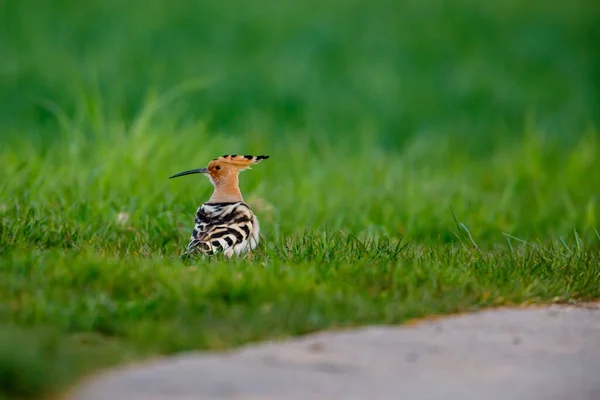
(186, 202), (254, 256)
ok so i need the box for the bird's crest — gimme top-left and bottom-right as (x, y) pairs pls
(211, 154), (269, 170)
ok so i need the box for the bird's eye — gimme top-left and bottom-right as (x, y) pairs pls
(215, 166), (221, 170)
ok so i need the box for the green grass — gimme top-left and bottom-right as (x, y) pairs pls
(1, 0), (600, 398)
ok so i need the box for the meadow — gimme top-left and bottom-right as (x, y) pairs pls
(1, 0), (599, 398)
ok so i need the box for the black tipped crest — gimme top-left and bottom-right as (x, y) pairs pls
(214, 154), (270, 167)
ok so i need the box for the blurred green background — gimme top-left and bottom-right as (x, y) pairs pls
(2, 0), (598, 142)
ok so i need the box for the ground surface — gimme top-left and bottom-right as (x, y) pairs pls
(67, 302), (600, 400)
(1, 0), (599, 399)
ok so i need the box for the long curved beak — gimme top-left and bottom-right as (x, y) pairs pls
(169, 168), (208, 179)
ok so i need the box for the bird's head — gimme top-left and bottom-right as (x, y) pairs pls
(169, 154), (269, 187)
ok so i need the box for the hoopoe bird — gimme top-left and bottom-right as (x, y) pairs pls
(169, 154), (269, 258)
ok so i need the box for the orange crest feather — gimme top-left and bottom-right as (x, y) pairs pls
(212, 154), (269, 169)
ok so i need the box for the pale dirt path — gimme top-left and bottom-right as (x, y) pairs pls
(66, 302), (600, 400)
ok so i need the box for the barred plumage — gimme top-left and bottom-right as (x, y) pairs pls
(169, 154), (269, 258)
(187, 201), (260, 257)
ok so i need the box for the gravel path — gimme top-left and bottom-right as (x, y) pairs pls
(67, 302), (600, 400)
